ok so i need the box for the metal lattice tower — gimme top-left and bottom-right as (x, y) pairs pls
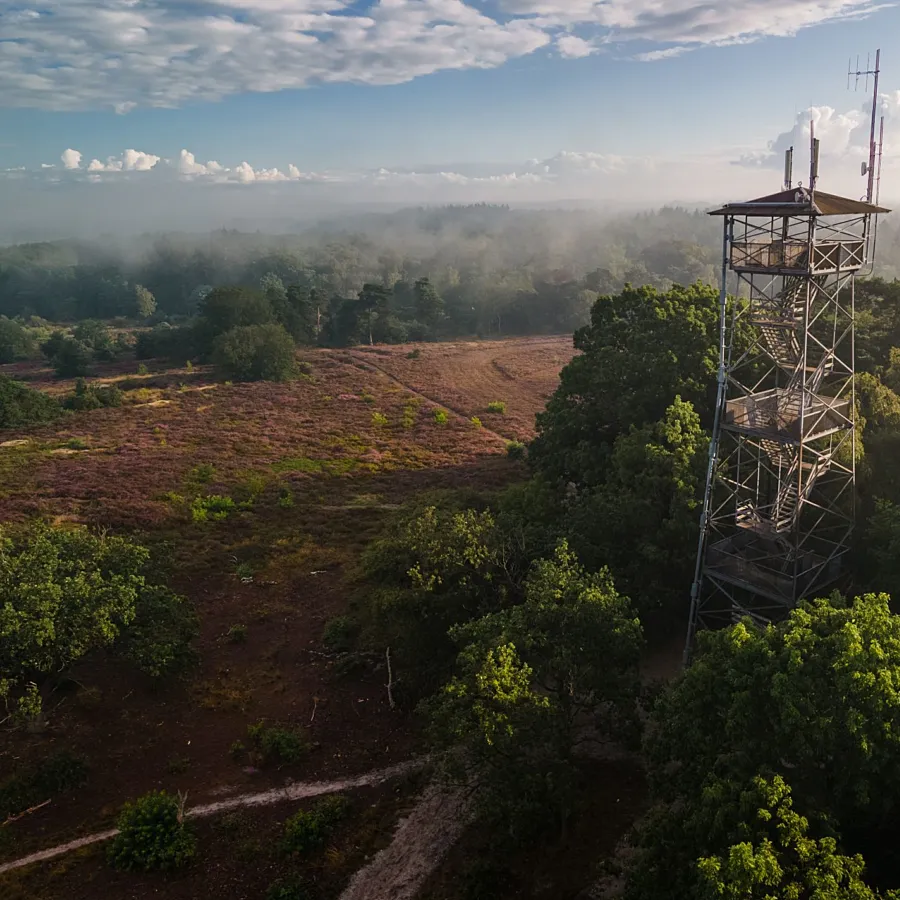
(684, 172), (890, 660)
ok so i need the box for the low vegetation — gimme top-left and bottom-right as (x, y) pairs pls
(107, 790), (196, 872)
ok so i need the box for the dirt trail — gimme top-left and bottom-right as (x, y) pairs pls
(0, 760), (419, 877)
(338, 784), (472, 900)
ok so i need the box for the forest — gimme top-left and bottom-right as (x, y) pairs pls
(2, 202), (900, 899)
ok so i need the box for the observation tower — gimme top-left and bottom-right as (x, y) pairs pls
(684, 65), (890, 659)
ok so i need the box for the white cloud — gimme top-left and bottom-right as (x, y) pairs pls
(556, 34), (595, 59)
(0, 1), (891, 111)
(86, 149), (161, 172)
(61, 148), (82, 169)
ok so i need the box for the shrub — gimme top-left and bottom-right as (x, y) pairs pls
(278, 487), (294, 508)
(246, 721), (310, 766)
(0, 752), (88, 821)
(486, 401), (507, 414)
(372, 411), (389, 428)
(191, 495), (235, 523)
(506, 441), (526, 460)
(66, 437), (88, 450)
(281, 795), (349, 855)
(406, 348), (421, 360)
(322, 616), (354, 652)
(227, 625), (248, 644)
(107, 791), (196, 872)
(401, 405), (417, 429)
(471, 416), (483, 429)
(433, 409), (449, 426)
(212, 323), (296, 382)
(61, 378), (123, 411)
(137, 363), (149, 376)
(52, 338), (93, 378)
(0, 375), (61, 429)
(361, 392), (376, 404)
(189, 463), (217, 484)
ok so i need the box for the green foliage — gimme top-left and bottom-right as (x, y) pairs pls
(116, 585), (199, 678)
(108, 791), (196, 872)
(864, 499), (900, 598)
(505, 440), (526, 460)
(406, 348), (421, 359)
(134, 284), (157, 320)
(0, 375), (60, 429)
(277, 486), (294, 508)
(628, 594), (900, 899)
(372, 411), (389, 428)
(0, 523), (196, 718)
(61, 378), (123, 411)
(137, 362), (149, 376)
(401, 404), (418, 429)
(190, 463), (217, 484)
(426, 543), (642, 837)
(433, 408), (449, 426)
(281, 795), (349, 855)
(0, 316), (38, 363)
(50, 337), (93, 378)
(565, 397), (706, 612)
(199, 286), (275, 342)
(0, 751), (88, 821)
(212, 322), (296, 382)
(246, 721), (310, 766)
(531, 282), (721, 488)
(486, 401), (506, 414)
(322, 615), (354, 652)
(191, 494), (236, 522)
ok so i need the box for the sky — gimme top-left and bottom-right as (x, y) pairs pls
(1, 0), (899, 238)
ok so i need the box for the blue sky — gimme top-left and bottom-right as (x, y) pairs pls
(0, 0), (899, 235)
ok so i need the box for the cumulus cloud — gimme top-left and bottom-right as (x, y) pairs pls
(556, 34), (595, 59)
(0, 1), (891, 112)
(61, 149), (82, 170)
(86, 149), (161, 173)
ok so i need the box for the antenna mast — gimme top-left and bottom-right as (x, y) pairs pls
(849, 49), (881, 201)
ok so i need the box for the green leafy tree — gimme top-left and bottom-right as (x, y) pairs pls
(0, 375), (60, 428)
(414, 277), (444, 326)
(212, 323), (296, 382)
(427, 543), (642, 836)
(629, 594), (900, 898)
(531, 282), (721, 488)
(50, 337), (92, 377)
(0, 524), (196, 721)
(0, 317), (37, 363)
(198, 286), (274, 349)
(567, 397), (706, 611)
(72, 320), (118, 361)
(108, 791), (195, 871)
(133, 284), (157, 320)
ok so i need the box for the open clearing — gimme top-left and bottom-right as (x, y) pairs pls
(0, 336), (580, 900)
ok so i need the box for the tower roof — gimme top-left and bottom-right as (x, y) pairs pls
(709, 188), (890, 218)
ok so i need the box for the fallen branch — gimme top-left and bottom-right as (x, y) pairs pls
(386, 647), (396, 711)
(2, 799), (51, 827)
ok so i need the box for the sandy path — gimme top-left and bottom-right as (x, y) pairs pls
(0, 760), (419, 876)
(338, 784), (472, 900)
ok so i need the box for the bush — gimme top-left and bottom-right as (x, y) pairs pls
(0, 752), (88, 821)
(506, 441), (526, 460)
(471, 416), (483, 429)
(0, 375), (60, 429)
(227, 624), (248, 644)
(136, 323), (200, 362)
(433, 409), (449, 426)
(246, 721), (310, 766)
(189, 463), (217, 484)
(212, 323), (296, 382)
(406, 348), (421, 359)
(108, 791), (195, 872)
(61, 378), (123, 411)
(191, 495), (236, 523)
(278, 486), (294, 508)
(51, 337), (93, 378)
(322, 616), (355, 652)
(486, 401), (507, 414)
(372, 411), (389, 428)
(281, 795), (349, 855)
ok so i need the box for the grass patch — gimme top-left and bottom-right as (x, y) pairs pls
(272, 457), (359, 476)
